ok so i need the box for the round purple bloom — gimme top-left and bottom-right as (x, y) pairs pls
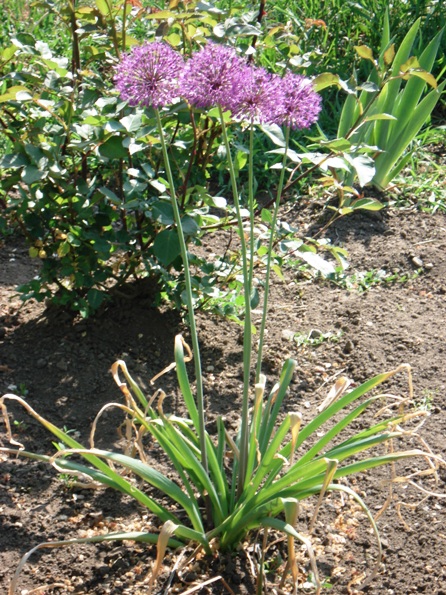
(114, 42), (184, 108)
(277, 73), (322, 129)
(179, 43), (247, 111)
(231, 66), (285, 125)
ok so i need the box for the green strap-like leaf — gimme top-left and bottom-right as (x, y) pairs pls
(88, 449), (206, 533)
(258, 359), (296, 455)
(151, 417), (226, 525)
(295, 370), (396, 448)
(174, 335), (200, 428)
(373, 79), (446, 188)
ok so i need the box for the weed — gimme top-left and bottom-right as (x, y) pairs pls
(414, 388), (436, 411)
(294, 329), (343, 348)
(12, 419), (28, 433)
(330, 268), (421, 292)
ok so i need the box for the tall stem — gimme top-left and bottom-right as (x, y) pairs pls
(247, 123), (255, 290)
(121, 0), (128, 53)
(218, 107), (252, 499)
(256, 127), (290, 382)
(154, 108), (208, 476)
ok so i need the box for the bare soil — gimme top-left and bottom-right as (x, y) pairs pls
(1, 205), (446, 594)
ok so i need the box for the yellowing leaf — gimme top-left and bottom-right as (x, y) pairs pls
(267, 26), (284, 37)
(405, 70), (438, 89)
(312, 72), (340, 91)
(144, 10), (178, 19)
(95, 0), (110, 16)
(383, 43), (395, 66)
(0, 85), (31, 103)
(400, 56), (420, 73)
(57, 241), (71, 258)
(354, 45), (374, 62)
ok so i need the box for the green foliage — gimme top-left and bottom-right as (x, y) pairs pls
(0, 4), (163, 314)
(0, 0), (333, 316)
(1, 0), (444, 314)
(319, 13), (445, 190)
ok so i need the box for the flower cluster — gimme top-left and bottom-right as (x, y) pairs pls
(230, 65), (285, 125)
(115, 41), (322, 129)
(114, 42), (184, 109)
(179, 43), (247, 112)
(280, 73), (322, 129)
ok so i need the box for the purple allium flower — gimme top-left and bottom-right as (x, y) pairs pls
(114, 42), (184, 108)
(179, 43), (247, 111)
(231, 66), (285, 124)
(277, 73), (322, 129)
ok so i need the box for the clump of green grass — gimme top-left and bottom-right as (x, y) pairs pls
(390, 127), (446, 213)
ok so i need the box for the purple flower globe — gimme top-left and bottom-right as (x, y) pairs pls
(278, 73), (322, 129)
(179, 43), (247, 112)
(231, 66), (285, 125)
(114, 42), (184, 108)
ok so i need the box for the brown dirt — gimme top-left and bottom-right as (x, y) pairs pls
(1, 206), (446, 594)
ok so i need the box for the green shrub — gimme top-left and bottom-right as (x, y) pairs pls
(0, 0), (338, 316)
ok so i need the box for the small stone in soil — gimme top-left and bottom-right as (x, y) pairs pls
(343, 339), (354, 354)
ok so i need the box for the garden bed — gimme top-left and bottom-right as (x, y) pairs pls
(1, 205), (446, 594)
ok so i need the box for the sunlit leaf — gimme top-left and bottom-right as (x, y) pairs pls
(400, 56), (420, 73)
(383, 44), (395, 66)
(119, 113), (143, 133)
(57, 241), (71, 257)
(349, 154), (376, 187)
(144, 10), (179, 18)
(312, 73), (340, 92)
(298, 250), (335, 276)
(1, 45), (18, 61)
(259, 124), (285, 147)
(16, 90), (34, 102)
(320, 138), (352, 151)
(362, 113), (397, 122)
(95, 0), (110, 15)
(21, 166), (44, 184)
(352, 198), (384, 211)
(404, 70), (437, 88)
(354, 45), (374, 62)
(357, 82), (379, 93)
(261, 209), (273, 224)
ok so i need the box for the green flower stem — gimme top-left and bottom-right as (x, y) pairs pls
(255, 126), (290, 383)
(154, 108), (208, 477)
(248, 123), (255, 290)
(218, 107), (252, 499)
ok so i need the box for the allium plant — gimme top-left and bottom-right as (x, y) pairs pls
(2, 40), (443, 595)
